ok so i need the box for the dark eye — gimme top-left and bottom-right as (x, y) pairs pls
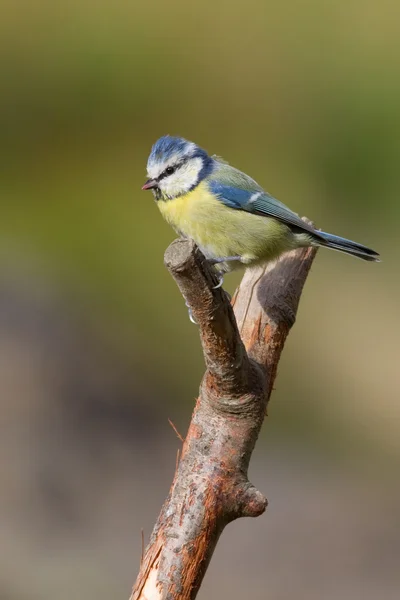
(165, 166), (175, 175)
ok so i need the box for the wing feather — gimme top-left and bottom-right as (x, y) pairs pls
(208, 162), (322, 239)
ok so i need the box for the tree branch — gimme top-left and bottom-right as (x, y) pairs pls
(130, 233), (317, 600)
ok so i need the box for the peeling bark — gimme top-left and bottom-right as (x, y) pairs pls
(130, 232), (317, 600)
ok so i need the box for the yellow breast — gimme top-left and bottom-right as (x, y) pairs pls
(157, 181), (219, 235)
(157, 181), (293, 265)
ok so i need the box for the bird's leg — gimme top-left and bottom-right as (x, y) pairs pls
(207, 256), (242, 265)
(207, 256), (241, 290)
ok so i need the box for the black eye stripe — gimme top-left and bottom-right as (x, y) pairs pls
(158, 162), (183, 181)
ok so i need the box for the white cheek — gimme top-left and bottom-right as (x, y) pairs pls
(161, 157), (203, 198)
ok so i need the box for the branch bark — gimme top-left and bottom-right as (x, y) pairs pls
(130, 233), (317, 600)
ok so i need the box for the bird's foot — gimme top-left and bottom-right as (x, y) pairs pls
(207, 256), (240, 290)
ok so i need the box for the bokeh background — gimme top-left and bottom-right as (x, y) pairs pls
(1, 1), (399, 598)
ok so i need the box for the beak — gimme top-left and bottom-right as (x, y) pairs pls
(142, 179), (158, 190)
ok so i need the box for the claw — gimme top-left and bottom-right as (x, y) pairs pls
(185, 300), (198, 325)
(212, 273), (224, 289)
(207, 256), (240, 290)
(188, 308), (197, 324)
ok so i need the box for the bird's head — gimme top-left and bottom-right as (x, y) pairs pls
(142, 136), (213, 200)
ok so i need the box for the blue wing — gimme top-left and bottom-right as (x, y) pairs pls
(208, 178), (322, 239)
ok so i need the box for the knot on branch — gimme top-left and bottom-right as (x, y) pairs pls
(235, 483), (268, 518)
(201, 359), (267, 418)
(220, 481), (267, 521)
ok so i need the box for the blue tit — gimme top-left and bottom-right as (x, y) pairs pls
(142, 136), (379, 280)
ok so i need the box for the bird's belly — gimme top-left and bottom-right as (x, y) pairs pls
(157, 183), (294, 269)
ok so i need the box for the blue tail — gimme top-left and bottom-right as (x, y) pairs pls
(317, 231), (380, 262)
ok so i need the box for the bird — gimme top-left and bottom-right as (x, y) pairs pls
(142, 136), (379, 284)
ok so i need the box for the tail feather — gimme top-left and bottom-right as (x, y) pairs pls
(317, 231), (380, 262)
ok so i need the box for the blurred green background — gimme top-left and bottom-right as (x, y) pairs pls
(1, 1), (399, 599)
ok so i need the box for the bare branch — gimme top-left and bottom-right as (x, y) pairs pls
(233, 244), (317, 397)
(130, 233), (317, 600)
